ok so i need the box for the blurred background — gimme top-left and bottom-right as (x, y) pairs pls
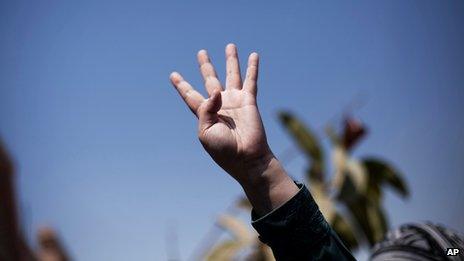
(1, 0), (463, 260)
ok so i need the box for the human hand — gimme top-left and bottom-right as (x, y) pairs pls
(170, 44), (271, 182)
(170, 44), (298, 214)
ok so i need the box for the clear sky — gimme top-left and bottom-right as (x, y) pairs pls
(1, 1), (463, 260)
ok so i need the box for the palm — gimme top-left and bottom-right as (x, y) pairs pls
(170, 44), (270, 177)
(204, 89), (266, 159)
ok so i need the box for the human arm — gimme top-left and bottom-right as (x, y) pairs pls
(169, 44), (355, 260)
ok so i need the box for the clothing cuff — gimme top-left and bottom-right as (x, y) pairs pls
(251, 183), (330, 249)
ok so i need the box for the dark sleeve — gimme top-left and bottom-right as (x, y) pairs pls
(251, 183), (356, 261)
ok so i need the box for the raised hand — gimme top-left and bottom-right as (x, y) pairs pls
(170, 44), (270, 181)
(170, 44), (298, 215)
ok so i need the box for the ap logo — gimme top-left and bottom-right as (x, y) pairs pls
(447, 248), (460, 256)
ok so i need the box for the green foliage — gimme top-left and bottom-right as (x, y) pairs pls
(332, 213), (359, 249)
(362, 158), (409, 202)
(345, 196), (388, 246)
(279, 111), (409, 249)
(279, 111), (325, 180)
(206, 240), (243, 261)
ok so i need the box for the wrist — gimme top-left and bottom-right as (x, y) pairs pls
(233, 150), (276, 185)
(236, 152), (299, 216)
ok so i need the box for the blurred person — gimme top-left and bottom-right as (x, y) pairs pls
(36, 227), (69, 261)
(0, 140), (68, 261)
(370, 222), (464, 261)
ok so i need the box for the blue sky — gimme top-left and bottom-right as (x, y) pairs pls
(1, 1), (463, 260)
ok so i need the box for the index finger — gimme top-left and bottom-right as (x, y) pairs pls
(170, 72), (205, 116)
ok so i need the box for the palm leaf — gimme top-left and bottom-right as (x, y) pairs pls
(345, 197), (388, 246)
(236, 196), (252, 210)
(338, 174), (389, 246)
(278, 111), (324, 179)
(307, 168), (359, 250)
(205, 240), (243, 261)
(362, 158), (409, 201)
(365, 203), (388, 244)
(332, 214), (359, 250)
(331, 145), (368, 196)
(205, 215), (254, 261)
(216, 214), (253, 244)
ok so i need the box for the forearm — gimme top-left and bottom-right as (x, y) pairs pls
(233, 153), (299, 216)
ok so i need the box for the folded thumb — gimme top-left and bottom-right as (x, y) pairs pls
(199, 90), (222, 130)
